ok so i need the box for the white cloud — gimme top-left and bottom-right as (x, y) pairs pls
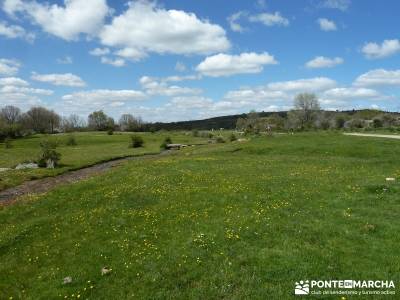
(114, 48), (147, 61)
(0, 77), (29, 86)
(56, 56), (73, 64)
(99, 1), (230, 56)
(361, 39), (400, 59)
(227, 11), (247, 32)
(317, 18), (337, 31)
(89, 47), (110, 56)
(1, 85), (53, 96)
(321, 0), (351, 11)
(169, 96), (213, 109)
(306, 56), (344, 68)
(0, 58), (20, 76)
(31, 72), (86, 87)
(354, 69), (400, 87)
(322, 87), (382, 99)
(0, 21), (35, 42)
(100, 57), (126, 67)
(3, 0), (109, 41)
(62, 89), (147, 105)
(175, 61), (187, 72)
(139, 76), (202, 96)
(196, 52), (277, 77)
(267, 77), (337, 92)
(249, 12), (289, 27)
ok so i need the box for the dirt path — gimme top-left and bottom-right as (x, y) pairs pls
(344, 133), (400, 139)
(0, 151), (171, 206)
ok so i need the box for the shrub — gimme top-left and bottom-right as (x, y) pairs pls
(130, 135), (144, 148)
(38, 140), (61, 168)
(192, 130), (199, 137)
(160, 137), (173, 149)
(107, 129), (114, 135)
(66, 135), (77, 146)
(229, 133), (237, 142)
(4, 137), (12, 148)
(216, 136), (225, 143)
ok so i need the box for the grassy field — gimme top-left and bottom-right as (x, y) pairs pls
(0, 132), (399, 299)
(0, 131), (208, 191)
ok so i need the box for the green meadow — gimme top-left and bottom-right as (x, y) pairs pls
(0, 131), (208, 191)
(0, 132), (399, 299)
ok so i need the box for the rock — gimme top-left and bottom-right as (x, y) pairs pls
(101, 266), (112, 275)
(62, 276), (72, 285)
(0, 168), (11, 172)
(46, 159), (55, 169)
(15, 163), (39, 170)
(386, 177), (395, 182)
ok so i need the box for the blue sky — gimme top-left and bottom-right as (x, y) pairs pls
(1, 0), (400, 122)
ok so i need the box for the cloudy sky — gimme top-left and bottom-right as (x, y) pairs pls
(1, 0), (399, 122)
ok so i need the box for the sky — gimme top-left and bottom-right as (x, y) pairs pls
(0, 0), (400, 122)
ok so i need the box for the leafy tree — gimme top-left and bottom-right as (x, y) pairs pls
(88, 110), (110, 131)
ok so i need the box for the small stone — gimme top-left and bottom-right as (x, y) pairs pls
(101, 267), (112, 275)
(15, 163), (39, 170)
(386, 177), (395, 182)
(62, 276), (72, 285)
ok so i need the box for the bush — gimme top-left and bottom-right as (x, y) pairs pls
(107, 129), (114, 135)
(216, 136), (225, 143)
(160, 137), (173, 149)
(229, 133), (237, 142)
(130, 135), (144, 148)
(4, 137), (12, 148)
(66, 135), (77, 146)
(38, 140), (61, 168)
(192, 130), (199, 137)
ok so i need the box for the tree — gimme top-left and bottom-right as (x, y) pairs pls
(0, 105), (21, 124)
(61, 114), (86, 132)
(88, 110), (110, 131)
(290, 93), (321, 129)
(119, 114), (142, 131)
(23, 106), (60, 133)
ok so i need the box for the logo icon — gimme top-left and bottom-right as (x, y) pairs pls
(295, 280), (310, 295)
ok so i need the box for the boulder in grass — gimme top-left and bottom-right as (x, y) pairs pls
(101, 266), (112, 275)
(386, 178), (395, 182)
(15, 163), (39, 170)
(62, 276), (72, 285)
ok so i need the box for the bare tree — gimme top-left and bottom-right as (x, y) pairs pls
(88, 110), (111, 131)
(61, 114), (86, 132)
(119, 114), (142, 131)
(0, 105), (21, 124)
(23, 106), (60, 133)
(289, 93), (321, 129)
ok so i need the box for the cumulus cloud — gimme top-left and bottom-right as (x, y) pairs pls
(196, 52), (277, 77)
(0, 58), (20, 76)
(320, 0), (351, 11)
(114, 48), (147, 61)
(361, 39), (400, 59)
(31, 72), (86, 87)
(62, 89), (147, 104)
(354, 69), (400, 87)
(267, 77), (337, 92)
(139, 76), (202, 96)
(317, 18), (337, 31)
(249, 12), (289, 27)
(0, 21), (35, 42)
(100, 57), (126, 67)
(3, 0), (109, 41)
(306, 56), (344, 68)
(99, 1), (230, 57)
(322, 87), (382, 99)
(0, 77), (29, 86)
(227, 11), (247, 32)
(89, 48), (110, 56)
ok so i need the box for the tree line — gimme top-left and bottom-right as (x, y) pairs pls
(1, 93), (399, 141)
(0, 106), (145, 141)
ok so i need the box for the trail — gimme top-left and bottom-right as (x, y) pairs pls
(0, 151), (171, 206)
(344, 133), (400, 140)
